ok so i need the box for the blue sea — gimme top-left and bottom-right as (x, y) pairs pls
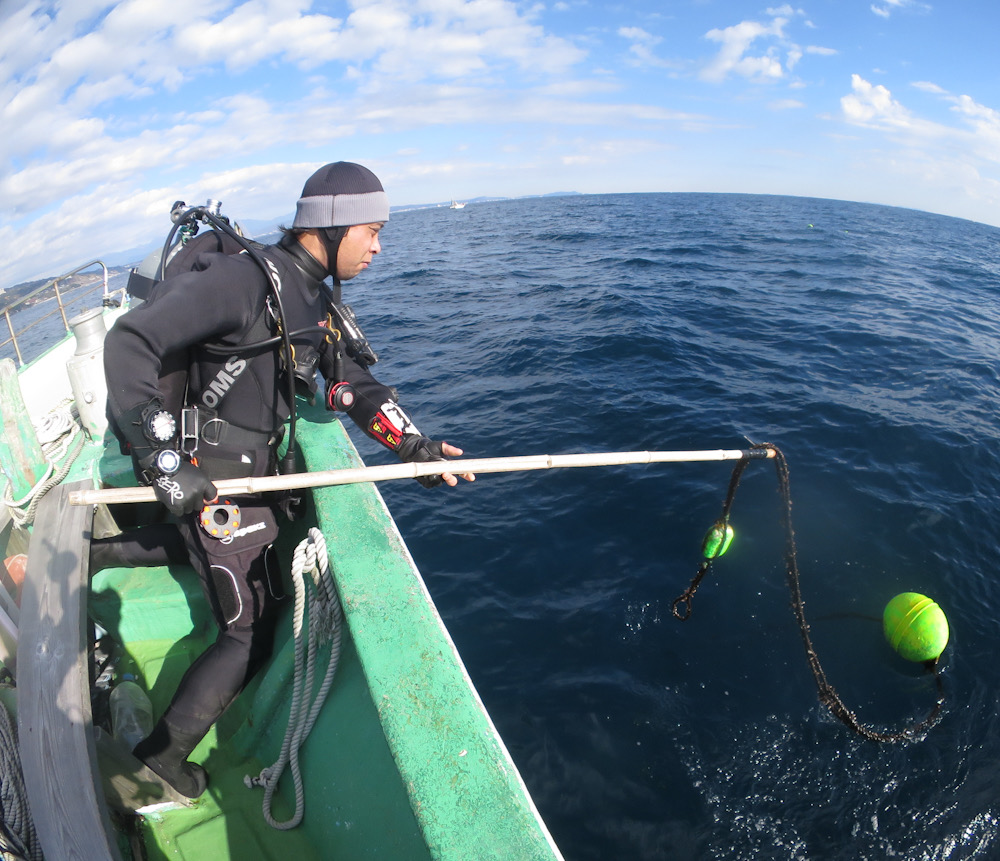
(10, 192), (1000, 859)
(358, 194), (1000, 860)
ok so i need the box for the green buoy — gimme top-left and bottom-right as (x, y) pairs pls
(702, 520), (734, 560)
(883, 592), (949, 663)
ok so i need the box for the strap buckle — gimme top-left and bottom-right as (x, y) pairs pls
(199, 417), (226, 446)
(181, 407), (200, 456)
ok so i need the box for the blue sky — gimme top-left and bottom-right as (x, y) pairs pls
(2, 0), (999, 289)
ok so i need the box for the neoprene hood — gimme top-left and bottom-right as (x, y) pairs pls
(292, 162), (390, 228)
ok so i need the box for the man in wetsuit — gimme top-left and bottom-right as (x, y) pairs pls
(101, 162), (472, 798)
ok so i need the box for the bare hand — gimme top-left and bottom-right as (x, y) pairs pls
(439, 442), (475, 487)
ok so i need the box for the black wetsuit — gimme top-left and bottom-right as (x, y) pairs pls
(99, 238), (400, 742)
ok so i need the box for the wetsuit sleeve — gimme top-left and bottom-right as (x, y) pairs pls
(317, 343), (421, 444)
(104, 253), (263, 422)
(319, 348), (452, 487)
(327, 351), (420, 446)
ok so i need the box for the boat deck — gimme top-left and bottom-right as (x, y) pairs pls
(8, 327), (563, 860)
(87, 425), (432, 859)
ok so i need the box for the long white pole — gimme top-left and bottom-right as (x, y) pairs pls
(67, 447), (775, 506)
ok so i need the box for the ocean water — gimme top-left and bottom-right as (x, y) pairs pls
(0, 273), (121, 365)
(353, 194), (1000, 860)
(10, 192), (1000, 859)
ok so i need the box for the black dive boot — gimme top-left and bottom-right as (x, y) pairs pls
(133, 719), (209, 799)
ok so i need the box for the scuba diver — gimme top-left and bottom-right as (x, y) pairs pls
(98, 161), (474, 798)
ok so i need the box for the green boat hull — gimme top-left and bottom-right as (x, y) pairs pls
(1, 315), (563, 860)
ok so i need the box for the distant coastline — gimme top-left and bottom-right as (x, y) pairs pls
(389, 191), (582, 214)
(3, 192), (583, 297)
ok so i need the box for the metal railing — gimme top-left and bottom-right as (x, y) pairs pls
(0, 260), (125, 366)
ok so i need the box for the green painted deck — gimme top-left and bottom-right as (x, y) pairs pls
(84, 401), (562, 860)
(3, 313), (562, 859)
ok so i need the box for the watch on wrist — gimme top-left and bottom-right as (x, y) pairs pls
(143, 409), (177, 445)
(154, 449), (182, 476)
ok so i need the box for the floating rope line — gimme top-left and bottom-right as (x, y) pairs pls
(670, 452), (748, 622)
(245, 527), (343, 829)
(671, 443), (945, 743)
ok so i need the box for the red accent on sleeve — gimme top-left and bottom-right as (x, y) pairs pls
(369, 410), (403, 450)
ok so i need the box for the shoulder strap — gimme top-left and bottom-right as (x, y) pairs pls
(167, 248), (278, 416)
(163, 229), (252, 279)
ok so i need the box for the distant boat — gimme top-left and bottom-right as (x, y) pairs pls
(449, 200), (466, 209)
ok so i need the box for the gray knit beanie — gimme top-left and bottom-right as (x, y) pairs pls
(292, 162), (390, 228)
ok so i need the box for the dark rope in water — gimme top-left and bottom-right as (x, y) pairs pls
(671, 442), (945, 743)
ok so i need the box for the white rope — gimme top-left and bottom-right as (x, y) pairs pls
(1, 465), (54, 512)
(34, 404), (75, 447)
(244, 527), (343, 830)
(3, 431), (84, 529)
(0, 697), (42, 861)
(3, 404), (85, 529)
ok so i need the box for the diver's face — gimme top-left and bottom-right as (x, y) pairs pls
(336, 223), (383, 281)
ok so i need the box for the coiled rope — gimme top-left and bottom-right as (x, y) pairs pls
(245, 527), (343, 829)
(0, 696), (41, 861)
(671, 443), (945, 743)
(34, 405), (77, 449)
(2, 404), (84, 529)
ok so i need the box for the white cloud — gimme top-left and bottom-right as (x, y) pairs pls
(558, 136), (671, 168)
(617, 25), (678, 69)
(0, 0), (814, 286)
(939, 91), (1000, 165)
(765, 6), (810, 18)
(355, 85), (707, 131)
(2, 0), (996, 287)
(839, 73), (1000, 211)
(842, 74), (1000, 166)
(618, 26), (648, 40)
(176, 6), (343, 72)
(700, 16), (788, 83)
(841, 74), (914, 127)
(951, 94), (1000, 133)
(335, 0), (586, 86)
(870, 0), (929, 18)
(5, 0), (710, 287)
(2, 0), (587, 173)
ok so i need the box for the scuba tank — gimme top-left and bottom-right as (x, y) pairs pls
(126, 200), (245, 303)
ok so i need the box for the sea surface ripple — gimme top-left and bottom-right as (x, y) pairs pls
(11, 191), (1000, 860)
(365, 193), (1000, 860)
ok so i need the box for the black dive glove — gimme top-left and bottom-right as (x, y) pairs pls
(364, 401), (452, 489)
(112, 398), (217, 514)
(152, 461), (217, 517)
(396, 434), (448, 489)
